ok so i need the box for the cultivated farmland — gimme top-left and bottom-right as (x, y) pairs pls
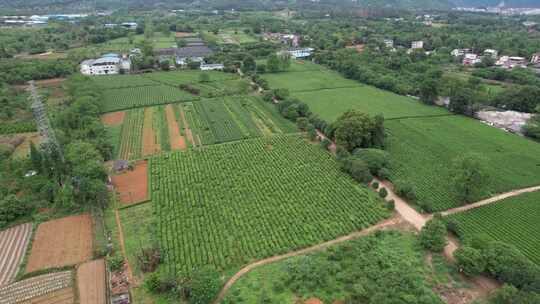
(26, 215), (93, 273)
(151, 135), (389, 273)
(446, 190), (540, 265)
(100, 85), (196, 112)
(261, 67), (359, 92)
(109, 96), (296, 159)
(77, 259), (106, 304)
(111, 161), (148, 206)
(0, 223), (32, 286)
(386, 116), (540, 211)
(0, 271), (73, 304)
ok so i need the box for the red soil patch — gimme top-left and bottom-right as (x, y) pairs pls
(165, 104), (187, 150)
(101, 111), (125, 126)
(175, 32), (194, 38)
(111, 161), (148, 205)
(35, 78), (66, 87)
(142, 108), (160, 156)
(77, 259), (106, 304)
(26, 214), (93, 273)
(179, 107), (196, 146)
(305, 298), (324, 304)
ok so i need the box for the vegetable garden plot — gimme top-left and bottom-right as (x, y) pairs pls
(386, 116), (540, 212)
(100, 85), (196, 113)
(0, 223), (32, 286)
(446, 191), (540, 265)
(193, 98), (246, 143)
(77, 259), (106, 304)
(150, 135), (389, 273)
(0, 271), (73, 304)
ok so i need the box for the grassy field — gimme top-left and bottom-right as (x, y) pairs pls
(386, 116), (540, 211)
(295, 87), (449, 121)
(151, 135), (389, 274)
(90, 33), (177, 53)
(223, 231), (451, 304)
(261, 68), (359, 92)
(446, 190), (540, 265)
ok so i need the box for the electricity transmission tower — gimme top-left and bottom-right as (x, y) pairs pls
(29, 81), (64, 161)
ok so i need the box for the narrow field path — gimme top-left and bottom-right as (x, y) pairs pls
(114, 210), (135, 286)
(441, 185), (540, 216)
(212, 217), (402, 304)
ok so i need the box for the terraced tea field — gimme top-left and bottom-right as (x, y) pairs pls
(446, 190), (540, 265)
(150, 135), (389, 273)
(386, 116), (540, 211)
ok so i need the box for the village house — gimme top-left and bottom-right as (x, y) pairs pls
(155, 46), (213, 66)
(531, 53), (540, 64)
(200, 63), (224, 71)
(463, 53), (482, 66)
(496, 56), (527, 69)
(80, 53), (131, 75)
(283, 47), (314, 59)
(484, 49), (498, 58)
(451, 48), (472, 57)
(383, 39), (394, 48)
(411, 41), (424, 49)
(263, 32), (300, 48)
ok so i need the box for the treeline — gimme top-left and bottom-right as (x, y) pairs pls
(0, 75), (111, 229)
(0, 59), (76, 85)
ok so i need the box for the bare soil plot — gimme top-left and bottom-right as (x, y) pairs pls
(142, 107), (160, 156)
(19, 288), (74, 304)
(0, 223), (32, 286)
(111, 161), (148, 205)
(77, 259), (106, 304)
(175, 32), (195, 38)
(26, 215), (93, 273)
(101, 111), (125, 126)
(0, 271), (72, 304)
(165, 104), (186, 150)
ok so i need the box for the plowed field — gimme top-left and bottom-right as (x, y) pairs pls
(111, 161), (148, 205)
(77, 259), (106, 304)
(0, 223), (33, 286)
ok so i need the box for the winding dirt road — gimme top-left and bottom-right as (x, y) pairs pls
(212, 217), (402, 304)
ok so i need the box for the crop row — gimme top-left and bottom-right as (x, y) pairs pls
(446, 190), (540, 265)
(100, 85), (197, 113)
(118, 108), (144, 160)
(0, 122), (36, 135)
(150, 135), (389, 273)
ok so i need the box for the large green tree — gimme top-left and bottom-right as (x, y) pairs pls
(451, 153), (489, 204)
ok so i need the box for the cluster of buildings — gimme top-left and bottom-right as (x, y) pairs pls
(0, 14), (87, 27)
(154, 36), (214, 67)
(80, 53), (131, 76)
(451, 48), (540, 69)
(103, 22), (138, 30)
(454, 6), (540, 16)
(262, 32), (300, 48)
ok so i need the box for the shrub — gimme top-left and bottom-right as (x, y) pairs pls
(137, 246), (161, 273)
(377, 167), (390, 180)
(353, 148), (390, 175)
(144, 272), (161, 293)
(386, 199), (395, 211)
(296, 117), (310, 131)
(372, 181), (379, 190)
(0, 195), (34, 228)
(307, 126), (318, 141)
(419, 216), (448, 252)
(395, 180), (417, 202)
(108, 253), (124, 272)
(321, 138), (332, 150)
(341, 158), (373, 184)
(418, 200), (434, 213)
(379, 187), (388, 198)
(177, 267), (221, 304)
(454, 246), (486, 276)
(335, 145), (351, 161)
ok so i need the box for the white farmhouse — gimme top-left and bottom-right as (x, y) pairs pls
(80, 53), (131, 75)
(200, 63), (224, 71)
(411, 41), (424, 49)
(484, 49), (498, 58)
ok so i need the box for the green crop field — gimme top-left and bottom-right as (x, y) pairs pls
(91, 74), (159, 89)
(294, 87), (449, 121)
(261, 68), (359, 92)
(386, 116), (540, 211)
(446, 191), (540, 265)
(101, 85), (197, 112)
(150, 135), (389, 273)
(143, 70), (238, 86)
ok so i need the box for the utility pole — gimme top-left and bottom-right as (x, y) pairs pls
(29, 81), (64, 162)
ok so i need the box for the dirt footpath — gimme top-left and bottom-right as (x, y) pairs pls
(142, 108), (160, 156)
(101, 112), (125, 126)
(26, 215), (93, 273)
(165, 104), (187, 150)
(179, 107), (196, 146)
(77, 259), (106, 304)
(111, 161), (148, 205)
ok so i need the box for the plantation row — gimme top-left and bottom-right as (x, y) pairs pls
(117, 108), (144, 160)
(385, 116), (540, 211)
(100, 85), (196, 113)
(0, 122), (36, 135)
(150, 135), (389, 273)
(446, 191), (540, 265)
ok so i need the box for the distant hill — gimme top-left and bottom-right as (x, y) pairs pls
(451, 0), (540, 7)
